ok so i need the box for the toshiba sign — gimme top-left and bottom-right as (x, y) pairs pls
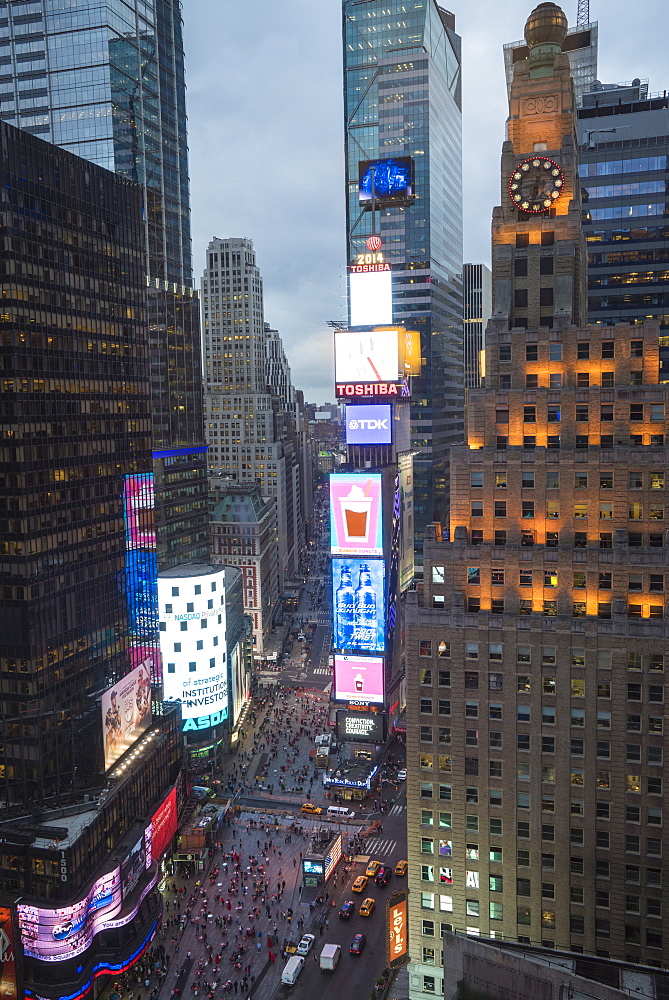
(335, 381), (410, 399)
(345, 404), (392, 445)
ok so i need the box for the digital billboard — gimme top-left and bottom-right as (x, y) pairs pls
(121, 836), (146, 900)
(349, 268), (393, 328)
(336, 710), (387, 744)
(330, 473), (383, 557)
(101, 661), (152, 771)
(17, 868), (123, 962)
(345, 404), (392, 446)
(158, 569), (230, 733)
(0, 908), (17, 999)
(359, 157), (413, 205)
(123, 473), (156, 551)
(335, 327), (398, 385)
(333, 654), (385, 704)
(126, 549), (158, 638)
(332, 559), (386, 652)
(149, 786), (178, 862)
(387, 891), (409, 969)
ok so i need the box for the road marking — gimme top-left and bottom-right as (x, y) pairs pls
(366, 838), (397, 857)
(388, 804), (406, 817)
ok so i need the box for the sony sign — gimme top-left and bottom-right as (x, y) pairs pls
(345, 404), (392, 446)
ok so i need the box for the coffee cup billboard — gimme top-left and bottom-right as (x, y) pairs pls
(330, 473), (382, 557)
(333, 654), (384, 704)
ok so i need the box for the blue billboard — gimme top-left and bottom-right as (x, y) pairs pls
(345, 404), (392, 446)
(126, 549), (158, 637)
(332, 558), (386, 653)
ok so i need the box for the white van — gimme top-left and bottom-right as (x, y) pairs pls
(281, 955), (305, 985)
(327, 805), (355, 819)
(315, 734), (330, 746)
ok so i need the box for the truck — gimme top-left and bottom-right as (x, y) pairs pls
(281, 955), (305, 985)
(319, 942), (341, 971)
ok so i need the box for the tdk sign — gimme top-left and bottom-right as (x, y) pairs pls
(345, 404), (392, 445)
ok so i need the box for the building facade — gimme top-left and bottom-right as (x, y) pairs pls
(463, 263), (492, 389)
(210, 483), (280, 658)
(201, 237), (306, 584)
(578, 81), (669, 331)
(342, 0), (464, 549)
(405, 7), (669, 997)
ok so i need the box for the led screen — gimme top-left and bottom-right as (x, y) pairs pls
(126, 549), (158, 638)
(345, 404), (392, 446)
(349, 269), (393, 327)
(123, 473), (156, 551)
(387, 892), (409, 969)
(101, 661), (152, 771)
(17, 869), (122, 962)
(330, 473), (383, 557)
(335, 327), (398, 385)
(336, 710), (386, 744)
(333, 654), (385, 705)
(332, 559), (386, 652)
(0, 907), (17, 998)
(150, 786), (178, 862)
(121, 837), (146, 900)
(359, 157), (413, 204)
(302, 860), (324, 875)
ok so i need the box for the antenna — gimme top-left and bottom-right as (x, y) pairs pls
(576, 0), (589, 26)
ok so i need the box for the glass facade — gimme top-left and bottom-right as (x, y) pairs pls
(343, 0), (464, 550)
(0, 121), (151, 806)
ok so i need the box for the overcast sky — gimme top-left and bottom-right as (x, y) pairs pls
(183, 0), (665, 403)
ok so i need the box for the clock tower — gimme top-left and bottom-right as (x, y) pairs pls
(491, 2), (587, 330)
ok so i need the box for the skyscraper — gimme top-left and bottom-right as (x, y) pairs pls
(342, 0), (464, 551)
(578, 81), (669, 331)
(0, 0), (209, 569)
(405, 4), (669, 990)
(202, 237), (306, 584)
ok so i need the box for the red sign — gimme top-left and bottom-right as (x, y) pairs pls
(349, 262), (390, 273)
(366, 236), (382, 251)
(151, 786), (177, 862)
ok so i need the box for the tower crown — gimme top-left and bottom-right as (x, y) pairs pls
(524, 2), (568, 49)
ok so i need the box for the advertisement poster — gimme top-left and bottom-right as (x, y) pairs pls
(121, 836), (146, 900)
(126, 549), (158, 637)
(398, 453), (415, 593)
(334, 654), (385, 705)
(150, 786), (178, 863)
(129, 642), (162, 685)
(336, 710), (386, 744)
(102, 661), (152, 771)
(123, 473), (156, 551)
(334, 327), (398, 384)
(359, 157), (413, 204)
(0, 908), (17, 999)
(332, 558), (386, 652)
(387, 892), (409, 969)
(330, 474), (383, 557)
(345, 404), (392, 446)
(17, 869), (122, 962)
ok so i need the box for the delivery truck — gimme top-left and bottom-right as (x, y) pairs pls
(319, 943), (341, 971)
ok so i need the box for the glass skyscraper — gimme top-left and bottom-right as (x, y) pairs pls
(342, 0), (464, 551)
(0, 0), (209, 569)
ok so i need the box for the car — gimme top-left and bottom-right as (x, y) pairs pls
(352, 875), (368, 893)
(296, 934), (315, 956)
(339, 900), (355, 920)
(301, 802), (322, 815)
(359, 897), (376, 917)
(396, 769), (407, 781)
(365, 860), (381, 877)
(394, 859), (408, 877)
(375, 865), (392, 886)
(349, 933), (366, 955)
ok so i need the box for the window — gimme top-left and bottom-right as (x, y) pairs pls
(438, 670), (450, 686)
(524, 405), (536, 423)
(547, 404), (561, 423)
(540, 257), (554, 276)
(495, 407), (509, 424)
(420, 668), (432, 685)
(549, 373), (562, 388)
(471, 501), (483, 517)
(466, 643), (478, 660)
(540, 288), (554, 307)
(494, 501), (506, 518)
(464, 672), (478, 689)
(499, 344), (512, 362)
(549, 342), (562, 360)
(514, 257), (528, 277)
(525, 343), (537, 360)
(600, 404), (613, 421)
(576, 404), (589, 422)
(577, 373), (590, 387)
(522, 501), (535, 518)
(422, 976), (436, 994)
(516, 289), (529, 309)
(419, 640), (433, 657)
(439, 643), (451, 659)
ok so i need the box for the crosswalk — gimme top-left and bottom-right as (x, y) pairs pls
(388, 804), (406, 817)
(366, 838), (398, 858)
(313, 666), (331, 675)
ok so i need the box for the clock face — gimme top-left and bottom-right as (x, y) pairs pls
(509, 157), (564, 213)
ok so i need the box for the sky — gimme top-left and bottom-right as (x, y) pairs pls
(183, 0), (665, 403)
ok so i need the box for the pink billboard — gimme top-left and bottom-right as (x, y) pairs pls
(330, 473), (383, 557)
(123, 473), (156, 551)
(334, 654), (385, 705)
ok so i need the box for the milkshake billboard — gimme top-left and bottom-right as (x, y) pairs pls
(330, 473), (383, 557)
(101, 661), (152, 771)
(333, 654), (385, 704)
(332, 558), (386, 652)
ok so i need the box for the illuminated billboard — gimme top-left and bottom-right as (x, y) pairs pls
(349, 268), (393, 327)
(102, 661), (152, 771)
(359, 157), (413, 205)
(387, 891), (409, 969)
(126, 549), (158, 637)
(335, 380), (409, 400)
(333, 654), (385, 704)
(336, 710), (387, 744)
(123, 473), (156, 551)
(399, 453), (415, 592)
(0, 907), (17, 999)
(345, 404), (392, 446)
(332, 559), (386, 652)
(335, 327), (398, 384)
(17, 869), (123, 962)
(158, 569), (229, 733)
(149, 786), (178, 862)
(330, 473), (383, 557)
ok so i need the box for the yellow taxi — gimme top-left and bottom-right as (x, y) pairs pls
(352, 875), (368, 893)
(394, 859), (408, 877)
(301, 803), (322, 815)
(365, 859), (381, 877)
(359, 897), (376, 917)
